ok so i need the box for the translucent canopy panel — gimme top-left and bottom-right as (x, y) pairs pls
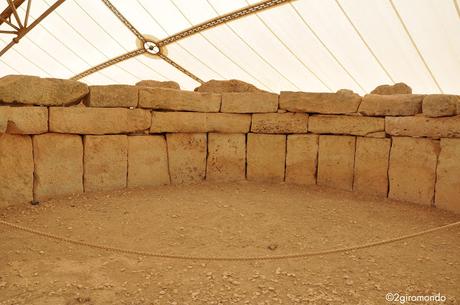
(1, 0), (459, 94)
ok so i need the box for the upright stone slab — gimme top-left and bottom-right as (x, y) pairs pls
(0, 108), (6, 133)
(166, 133), (207, 184)
(33, 134), (83, 200)
(247, 134), (286, 182)
(308, 115), (384, 136)
(128, 136), (170, 188)
(221, 92), (278, 113)
(353, 137), (391, 196)
(86, 85), (138, 107)
(206, 133), (246, 181)
(0, 134), (33, 205)
(388, 137), (439, 205)
(385, 115), (460, 139)
(251, 113), (308, 133)
(286, 134), (318, 185)
(359, 94), (423, 116)
(0, 106), (48, 134)
(317, 135), (356, 191)
(422, 95), (459, 117)
(84, 135), (128, 192)
(435, 139), (460, 213)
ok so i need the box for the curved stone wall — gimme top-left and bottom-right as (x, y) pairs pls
(1, 76), (459, 214)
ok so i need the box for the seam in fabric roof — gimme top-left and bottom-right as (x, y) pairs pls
(0, 58), (20, 73)
(455, 0), (460, 18)
(24, 36), (75, 74)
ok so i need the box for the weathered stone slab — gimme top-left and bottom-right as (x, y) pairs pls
(251, 113), (308, 133)
(194, 79), (262, 93)
(359, 94), (423, 116)
(0, 108), (6, 133)
(166, 133), (207, 184)
(136, 80), (180, 90)
(388, 137), (438, 205)
(422, 94), (459, 117)
(86, 85), (138, 107)
(371, 83), (412, 95)
(127, 109), (151, 132)
(128, 136), (170, 188)
(139, 88), (220, 112)
(0, 134), (33, 205)
(221, 92), (278, 113)
(385, 115), (460, 139)
(247, 134), (286, 182)
(33, 134), (83, 201)
(435, 139), (460, 214)
(317, 135), (355, 191)
(150, 112), (250, 133)
(0, 106), (47, 134)
(84, 135), (128, 192)
(206, 133), (246, 181)
(353, 137), (391, 196)
(308, 115), (384, 136)
(286, 134), (318, 185)
(0, 75), (88, 106)
(279, 90), (361, 114)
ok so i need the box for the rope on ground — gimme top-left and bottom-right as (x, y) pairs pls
(0, 219), (459, 261)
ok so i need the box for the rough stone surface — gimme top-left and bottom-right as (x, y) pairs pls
(370, 83), (412, 95)
(247, 134), (286, 182)
(127, 109), (151, 132)
(388, 137), (439, 205)
(359, 94), (423, 116)
(33, 134), (83, 201)
(128, 136), (170, 188)
(0, 134), (33, 205)
(308, 115), (384, 136)
(353, 137), (391, 196)
(251, 113), (308, 133)
(221, 92), (278, 113)
(317, 135), (355, 191)
(194, 79), (262, 93)
(279, 91), (361, 114)
(86, 85), (138, 108)
(150, 112), (250, 133)
(139, 88), (221, 112)
(435, 139), (460, 214)
(206, 133), (246, 181)
(422, 94), (459, 117)
(285, 134), (318, 185)
(84, 135), (128, 192)
(0, 109), (6, 133)
(385, 115), (460, 139)
(136, 80), (180, 90)
(0, 75), (88, 106)
(166, 133), (207, 184)
(0, 106), (47, 134)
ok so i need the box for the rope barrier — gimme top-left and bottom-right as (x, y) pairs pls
(0, 219), (459, 261)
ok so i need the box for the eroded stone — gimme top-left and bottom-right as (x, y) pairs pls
(247, 134), (286, 182)
(279, 91), (361, 114)
(359, 94), (423, 116)
(221, 92), (278, 113)
(206, 133), (246, 181)
(251, 113), (308, 133)
(308, 115), (384, 136)
(435, 138), (460, 214)
(286, 134), (318, 185)
(86, 85), (138, 108)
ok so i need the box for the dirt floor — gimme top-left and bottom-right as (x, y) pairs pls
(0, 181), (459, 305)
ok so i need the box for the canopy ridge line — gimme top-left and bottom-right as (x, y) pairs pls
(0, 0), (65, 57)
(70, 48), (146, 81)
(158, 53), (204, 84)
(157, 0), (294, 47)
(100, 0), (145, 43)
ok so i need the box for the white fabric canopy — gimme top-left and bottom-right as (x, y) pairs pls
(1, 0), (459, 94)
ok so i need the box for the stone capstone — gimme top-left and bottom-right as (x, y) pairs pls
(370, 83), (412, 95)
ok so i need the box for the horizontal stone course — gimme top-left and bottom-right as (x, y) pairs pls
(251, 113), (308, 133)
(86, 85), (138, 108)
(308, 115), (384, 136)
(385, 115), (460, 139)
(0, 106), (47, 134)
(359, 94), (423, 116)
(221, 92), (278, 113)
(422, 94), (459, 117)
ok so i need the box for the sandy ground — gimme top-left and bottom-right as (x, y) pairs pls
(0, 181), (459, 305)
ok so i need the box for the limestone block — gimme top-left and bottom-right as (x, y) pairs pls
(206, 113), (251, 133)
(353, 137), (391, 196)
(308, 115), (384, 136)
(251, 113), (308, 133)
(0, 106), (48, 134)
(0, 108), (6, 133)
(370, 83), (412, 95)
(194, 79), (262, 93)
(0, 134), (33, 204)
(359, 94), (423, 116)
(33, 134), (83, 201)
(247, 134), (286, 182)
(385, 115), (460, 139)
(422, 94), (459, 117)
(139, 88), (220, 112)
(136, 80), (180, 90)
(286, 134), (318, 185)
(86, 85), (138, 107)
(84, 135), (128, 192)
(388, 137), (439, 205)
(435, 139), (460, 213)
(166, 133), (207, 184)
(221, 92), (278, 113)
(279, 90), (361, 114)
(0, 75), (88, 106)
(127, 136), (170, 188)
(206, 133), (246, 181)
(317, 135), (356, 191)
(127, 109), (151, 132)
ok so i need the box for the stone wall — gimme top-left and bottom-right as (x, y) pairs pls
(1, 75), (460, 214)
